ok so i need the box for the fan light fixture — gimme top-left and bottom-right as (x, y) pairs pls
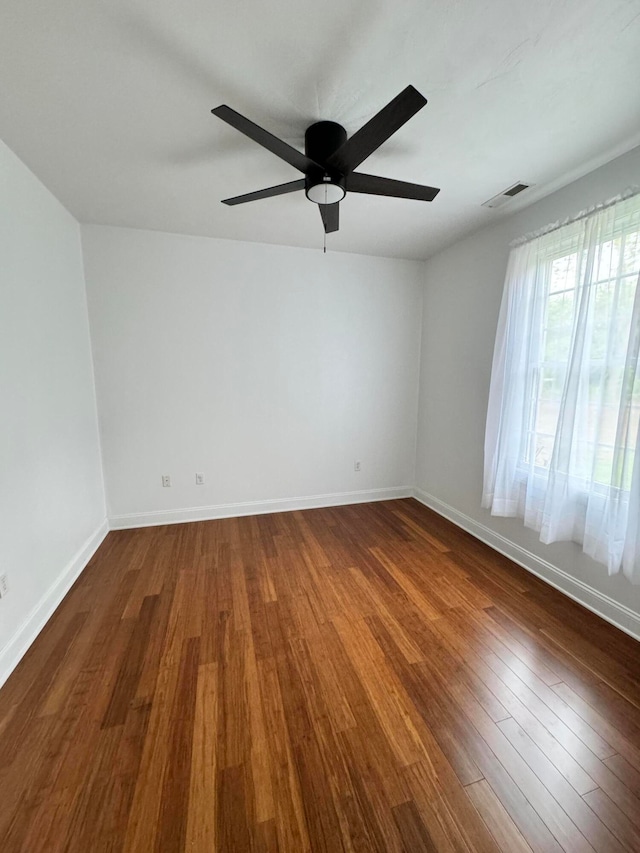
(305, 177), (346, 205)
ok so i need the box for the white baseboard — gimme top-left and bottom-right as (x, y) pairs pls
(0, 519), (109, 690)
(109, 486), (413, 530)
(412, 488), (640, 643)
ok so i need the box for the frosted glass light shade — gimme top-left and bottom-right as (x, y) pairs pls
(306, 182), (346, 204)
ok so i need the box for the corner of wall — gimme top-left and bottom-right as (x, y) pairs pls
(78, 225), (109, 520)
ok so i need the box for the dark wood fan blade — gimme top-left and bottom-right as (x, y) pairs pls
(222, 179), (305, 206)
(319, 203), (339, 233)
(326, 85), (427, 175)
(348, 172), (440, 201)
(212, 105), (321, 174)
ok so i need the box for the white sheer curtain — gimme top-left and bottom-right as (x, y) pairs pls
(483, 192), (640, 581)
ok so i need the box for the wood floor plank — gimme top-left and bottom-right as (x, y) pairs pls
(102, 593), (160, 728)
(122, 655), (185, 851)
(0, 612), (88, 767)
(497, 717), (624, 852)
(154, 635), (201, 852)
(1, 498), (640, 851)
(392, 799), (439, 851)
(448, 680), (595, 853)
(216, 764), (253, 853)
(331, 613), (429, 769)
(552, 681), (640, 769)
(484, 605), (615, 702)
(256, 656), (311, 852)
(184, 663), (218, 850)
(583, 787), (640, 851)
(603, 752), (640, 798)
(466, 778), (534, 853)
(454, 725), (565, 852)
(364, 612), (487, 787)
(483, 650), (616, 761)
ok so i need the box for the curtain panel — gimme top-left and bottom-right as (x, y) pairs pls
(483, 192), (640, 581)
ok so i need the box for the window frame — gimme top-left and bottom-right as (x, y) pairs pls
(514, 214), (640, 495)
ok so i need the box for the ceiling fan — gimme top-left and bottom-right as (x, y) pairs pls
(211, 85), (440, 234)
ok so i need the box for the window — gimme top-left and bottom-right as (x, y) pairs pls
(483, 192), (640, 579)
(524, 214), (640, 487)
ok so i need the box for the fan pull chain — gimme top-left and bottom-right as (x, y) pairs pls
(323, 183), (327, 253)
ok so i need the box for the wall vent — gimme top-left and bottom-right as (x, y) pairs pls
(482, 181), (533, 209)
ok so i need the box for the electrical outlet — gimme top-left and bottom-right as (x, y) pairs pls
(354, 460), (361, 472)
(195, 472), (205, 485)
(161, 475), (171, 487)
(0, 574), (8, 598)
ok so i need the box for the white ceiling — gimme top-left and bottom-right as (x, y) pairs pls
(1, 0), (639, 260)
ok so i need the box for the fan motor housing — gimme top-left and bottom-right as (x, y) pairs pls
(305, 121), (346, 163)
(304, 121), (347, 204)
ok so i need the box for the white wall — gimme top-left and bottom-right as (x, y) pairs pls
(0, 140), (107, 684)
(416, 144), (640, 630)
(82, 226), (422, 526)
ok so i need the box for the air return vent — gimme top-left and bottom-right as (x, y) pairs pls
(482, 181), (533, 209)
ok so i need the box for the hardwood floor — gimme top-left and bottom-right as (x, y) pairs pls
(2, 499), (640, 851)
